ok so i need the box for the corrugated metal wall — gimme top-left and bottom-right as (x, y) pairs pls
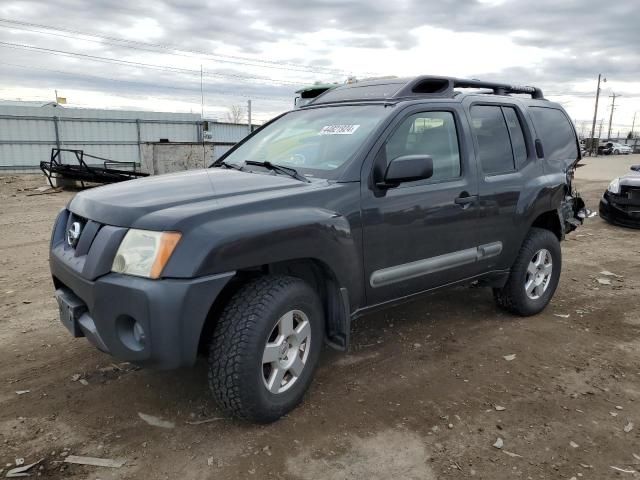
(213, 144), (234, 159)
(208, 122), (251, 143)
(0, 104), (253, 170)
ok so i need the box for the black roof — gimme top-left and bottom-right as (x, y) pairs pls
(309, 76), (545, 105)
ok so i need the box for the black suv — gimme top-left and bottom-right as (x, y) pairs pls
(49, 76), (584, 422)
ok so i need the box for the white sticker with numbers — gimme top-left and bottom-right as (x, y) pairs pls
(319, 124), (360, 135)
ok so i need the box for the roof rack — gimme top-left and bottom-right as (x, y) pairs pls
(309, 75), (545, 105)
(394, 76), (545, 100)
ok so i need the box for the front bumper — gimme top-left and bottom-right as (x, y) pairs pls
(51, 249), (234, 369)
(599, 193), (640, 229)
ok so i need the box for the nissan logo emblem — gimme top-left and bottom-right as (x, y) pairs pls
(67, 221), (82, 247)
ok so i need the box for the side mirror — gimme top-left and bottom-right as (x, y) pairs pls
(631, 165), (640, 172)
(378, 154), (433, 188)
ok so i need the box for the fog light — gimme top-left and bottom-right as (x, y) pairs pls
(133, 321), (146, 345)
(116, 315), (145, 352)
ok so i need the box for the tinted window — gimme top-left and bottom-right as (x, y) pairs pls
(529, 107), (578, 162)
(470, 105), (514, 174)
(502, 107), (527, 165)
(385, 111), (461, 182)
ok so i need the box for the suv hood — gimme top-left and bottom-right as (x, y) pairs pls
(69, 168), (314, 227)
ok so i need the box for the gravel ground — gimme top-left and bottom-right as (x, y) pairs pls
(0, 156), (638, 479)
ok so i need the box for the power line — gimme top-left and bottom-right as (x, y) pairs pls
(0, 40), (308, 86)
(547, 91), (640, 99)
(547, 91), (612, 98)
(0, 61), (292, 102)
(0, 17), (360, 77)
(0, 22), (336, 77)
(0, 61), (292, 121)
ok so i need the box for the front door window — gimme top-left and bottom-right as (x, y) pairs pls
(384, 111), (461, 184)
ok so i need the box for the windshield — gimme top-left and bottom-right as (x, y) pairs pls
(218, 105), (388, 179)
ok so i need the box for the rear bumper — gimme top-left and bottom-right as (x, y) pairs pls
(51, 253), (234, 369)
(599, 194), (640, 229)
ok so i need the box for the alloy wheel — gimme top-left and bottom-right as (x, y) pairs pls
(261, 310), (311, 394)
(524, 248), (553, 300)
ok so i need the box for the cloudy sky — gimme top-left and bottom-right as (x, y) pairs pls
(1, 0), (639, 134)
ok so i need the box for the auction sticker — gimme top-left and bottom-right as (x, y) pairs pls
(319, 124), (360, 135)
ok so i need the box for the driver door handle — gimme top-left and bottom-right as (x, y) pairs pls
(454, 193), (478, 206)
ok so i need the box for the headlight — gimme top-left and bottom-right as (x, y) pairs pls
(607, 178), (621, 194)
(112, 229), (181, 279)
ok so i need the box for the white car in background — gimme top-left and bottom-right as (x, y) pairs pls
(607, 142), (633, 155)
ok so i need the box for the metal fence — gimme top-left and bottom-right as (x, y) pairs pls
(0, 104), (253, 170)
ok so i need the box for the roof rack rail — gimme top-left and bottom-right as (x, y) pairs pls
(452, 78), (544, 100)
(308, 75), (545, 106)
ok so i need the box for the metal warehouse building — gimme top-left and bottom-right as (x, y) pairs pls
(0, 101), (253, 171)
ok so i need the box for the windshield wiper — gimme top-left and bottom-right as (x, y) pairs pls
(217, 160), (244, 171)
(245, 160), (310, 183)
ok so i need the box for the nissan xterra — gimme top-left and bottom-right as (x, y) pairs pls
(49, 76), (585, 422)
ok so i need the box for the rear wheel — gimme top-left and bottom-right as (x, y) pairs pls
(208, 275), (324, 423)
(493, 228), (561, 316)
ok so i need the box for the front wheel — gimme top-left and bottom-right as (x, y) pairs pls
(208, 275), (324, 423)
(493, 228), (561, 316)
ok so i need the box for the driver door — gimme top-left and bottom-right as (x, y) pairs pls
(360, 105), (483, 306)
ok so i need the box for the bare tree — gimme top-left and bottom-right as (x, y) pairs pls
(225, 104), (245, 124)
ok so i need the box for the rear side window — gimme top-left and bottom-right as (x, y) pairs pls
(470, 105), (514, 174)
(529, 107), (578, 164)
(502, 107), (527, 165)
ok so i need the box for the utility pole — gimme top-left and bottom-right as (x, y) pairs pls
(200, 65), (204, 120)
(589, 74), (606, 156)
(631, 112), (637, 140)
(200, 65), (206, 168)
(247, 99), (252, 133)
(607, 92), (619, 141)
(580, 121), (588, 138)
(597, 118), (604, 142)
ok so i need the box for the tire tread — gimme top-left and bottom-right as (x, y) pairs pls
(493, 228), (561, 316)
(208, 275), (309, 421)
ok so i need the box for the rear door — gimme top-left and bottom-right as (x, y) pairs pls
(465, 101), (542, 269)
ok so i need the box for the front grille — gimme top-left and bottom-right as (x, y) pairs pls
(619, 186), (640, 207)
(64, 211), (103, 256)
(52, 209), (127, 280)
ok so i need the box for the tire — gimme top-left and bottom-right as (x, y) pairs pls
(614, 149), (619, 155)
(208, 275), (324, 423)
(493, 228), (561, 316)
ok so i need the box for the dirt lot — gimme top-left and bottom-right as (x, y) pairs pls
(1, 156), (639, 479)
